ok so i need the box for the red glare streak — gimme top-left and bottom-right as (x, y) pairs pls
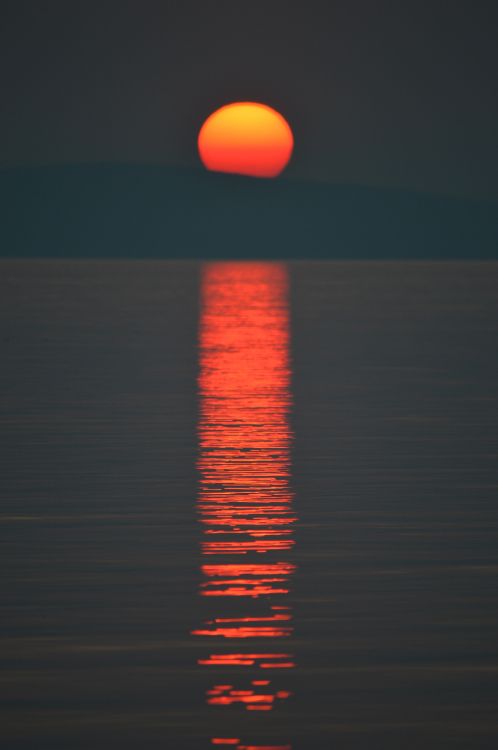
(200, 493), (291, 504)
(211, 741), (240, 746)
(199, 658), (256, 666)
(205, 653), (292, 659)
(207, 696), (274, 706)
(228, 691), (254, 696)
(201, 586), (289, 597)
(206, 684), (291, 711)
(200, 506), (291, 515)
(198, 502), (292, 508)
(202, 520), (293, 529)
(246, 531), (292, 538)
(202, 564), (295, 576)
(201, 578), (286, 586)
(204, 523), (294, 531)
(204, 529), (293, 536)
(213, 615), (291, 623)
(198, 654), (293, 667)
(202, 540), (295, 554)
(191, 626), (292, 638)
(201, 518), (295, 526)
(197, 654), (292, 668)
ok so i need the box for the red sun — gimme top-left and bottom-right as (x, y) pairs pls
(198, 102), (294, 179)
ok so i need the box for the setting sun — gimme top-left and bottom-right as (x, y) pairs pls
(198, 102), (294, 178)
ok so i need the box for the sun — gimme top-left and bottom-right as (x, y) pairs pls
(198, 102), (294, 179)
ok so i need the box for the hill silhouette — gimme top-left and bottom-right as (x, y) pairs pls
(0, 164), (497, 259)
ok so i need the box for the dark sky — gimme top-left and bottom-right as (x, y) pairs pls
(1, 0), (497, 199)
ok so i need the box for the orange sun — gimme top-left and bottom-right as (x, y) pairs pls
(198, 102), (294, 179)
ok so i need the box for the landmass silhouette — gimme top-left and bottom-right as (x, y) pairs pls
(1, 164), (497, 259)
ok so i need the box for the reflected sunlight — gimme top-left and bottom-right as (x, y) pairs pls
(193, 262), (296, 747)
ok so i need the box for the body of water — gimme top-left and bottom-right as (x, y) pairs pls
(1, 261), (498, 749)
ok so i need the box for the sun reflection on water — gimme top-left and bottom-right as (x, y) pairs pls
(193, 262), (295, 749)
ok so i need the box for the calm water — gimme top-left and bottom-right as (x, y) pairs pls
(1, 261), (498, 749)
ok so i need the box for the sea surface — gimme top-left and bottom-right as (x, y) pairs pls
(1, 260), (498, 750)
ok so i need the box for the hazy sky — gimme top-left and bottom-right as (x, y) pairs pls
(1, 0), (497, 199)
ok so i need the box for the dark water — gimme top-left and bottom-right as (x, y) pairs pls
(1, 261), (498, 749)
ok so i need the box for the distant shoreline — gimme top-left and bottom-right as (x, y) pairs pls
(1, 164), (497, 259)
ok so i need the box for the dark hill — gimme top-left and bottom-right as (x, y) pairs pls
(0, 164), (496, 258)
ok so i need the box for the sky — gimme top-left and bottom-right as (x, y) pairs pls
(1, 0), (497, 200)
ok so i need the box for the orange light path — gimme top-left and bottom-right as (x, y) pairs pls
(194, 262), (295, 747)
